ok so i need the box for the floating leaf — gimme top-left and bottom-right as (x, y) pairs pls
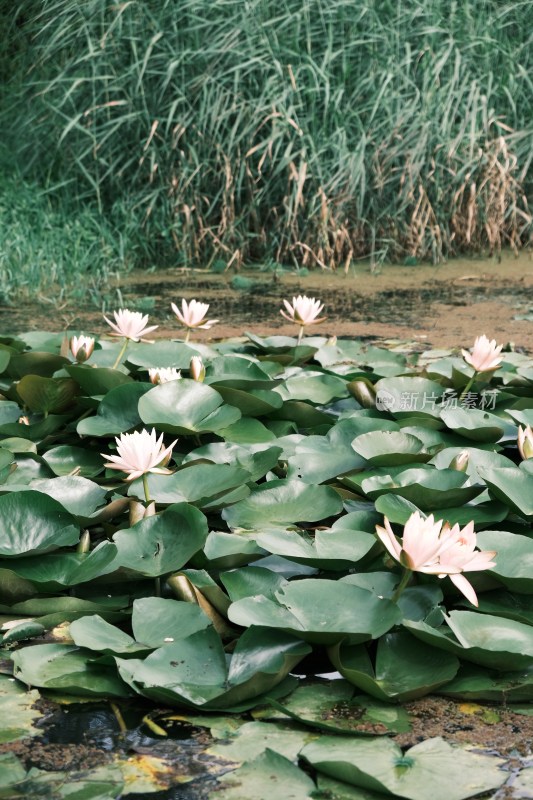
(228, 579), (401, 645)
(213, 749), (316, 800)
(112, 503), (208, 577)
(139, 379), (241, 435)
(0, 491), (79, 556)
(12, 644), (130, 697)
(222, 480), (343, 530)
(329, 631), (459, 702)
(301, 735), (506, 800)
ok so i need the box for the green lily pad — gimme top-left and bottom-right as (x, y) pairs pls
(374, 377), (445, 419)
(117, 626), (311, 710)
(222, 479), (343, 530)
(255, 679), (411, 734)
(139, 379), (241, 435)
(351, 431), (428, 466)
(439, 662), (533, 702)
(478, 466), (533, 518)
(43, 445), (105, 477)
(255, 528), (376, 571)
(202, 531), (265, 569)
(228, 579), (401, 645)
(213, 749), (316, 800)
(11, 644), (130, 697)
(300, 735), (505, 800)
(405, 611), (533, 671)
(440, 407), (506, 442)
(328, 631), (459, 702)
(0, 491), (79, 556)
(184, 442), (282, 482)
(207, 720), (312, 765)
(476, 530), (533, 592)
(1, 541), (119, 590)
(276, 372), (348, 404)
(357, 466), (482, 510)
(112, 503), (208, 577)
(66, 364), (133, 395)
(128, 464), (251, 509)
(77, 382), (150, 437)
(16, 375), (79, 414)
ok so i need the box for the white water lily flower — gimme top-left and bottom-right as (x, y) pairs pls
(461, 335), (503, 373)
(70, 335), (95, 363)
(171, 299), (219, 331)
(102, 429), (177, 481)
(280, 295), (326, 327)
(148, 367), (182, 384)
(103, 309), (158, 342)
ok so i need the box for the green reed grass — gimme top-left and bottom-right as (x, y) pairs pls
(2, 0), (532, 283)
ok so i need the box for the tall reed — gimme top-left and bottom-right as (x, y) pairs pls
(3, 0), (532, 273)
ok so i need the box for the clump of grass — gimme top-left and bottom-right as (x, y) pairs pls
(0, 166), (131, 303)
(2, 0), (532, 273)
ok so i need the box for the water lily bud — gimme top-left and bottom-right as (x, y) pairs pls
(449, 450), (469, 472)
(190, 356), (205, 382)
(77, 530), (91, 554)
(18, 416), (30, 426)
(70, 335), (95, 363)
(518, 425), (533, 460)
(347, 379), (376, 409)
(148, 367), (181, 384)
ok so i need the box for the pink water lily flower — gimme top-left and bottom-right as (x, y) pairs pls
(461, 335), (503, 373)
(171, 299), (219, 334)
(69, 335), (95, 363)
(376, 511), (496, 606)
(436, 520), (497, 607)
(148, 367), (182, 384)
(104, 309), (158, 342)
(376, 512), (453, 573)
(518, 425), (533, 460)
(102, 429), (177, 481)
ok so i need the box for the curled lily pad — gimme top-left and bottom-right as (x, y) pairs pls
(255, 528), (377, 571)
(351, 431), (428, 466)
(76, 382), (149, 437)
(228, 579), (401, 645)
(139, 379), (241, 435)
(11, 643), (130, 697)
(0, 491), (79, 557)
(117, 626), (311, 710)
(328, 631), (460, 702)
(112, 503), (208, 577)
(222, 480), (343, 530)
(300, 735), (506, 800)
(355, 466), (482, 510)
(405, 611), (533, 671)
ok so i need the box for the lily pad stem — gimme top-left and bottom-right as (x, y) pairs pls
(391, 568), (412, 603)
(459, 371), (477, 403)
(112, 337), (129, 370)
(142, 473), (152, 504)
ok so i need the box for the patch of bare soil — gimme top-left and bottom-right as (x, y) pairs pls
(1, 251), (532, 350)
(394, 696), (533, 757)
